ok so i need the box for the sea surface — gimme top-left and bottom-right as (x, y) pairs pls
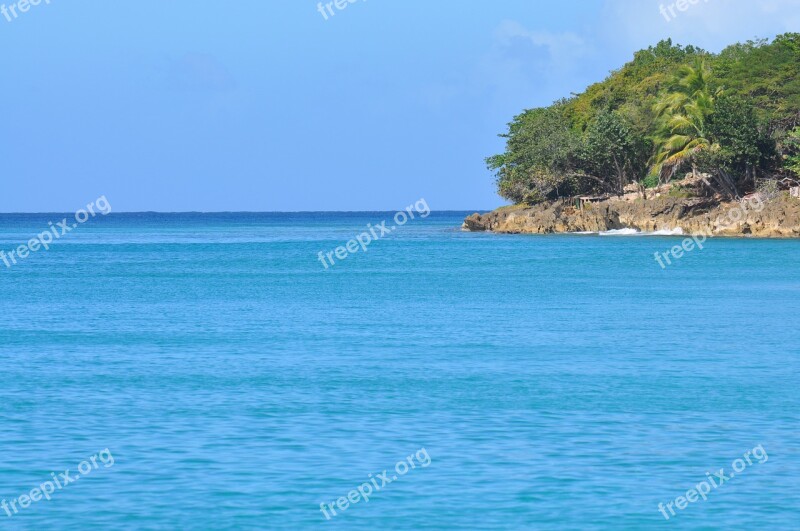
(1, 211), (799, 530)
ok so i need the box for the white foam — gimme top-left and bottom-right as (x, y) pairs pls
(648, 227), (684, 236)
(568, 227), (685, 237)
(599, 228), (640, 236)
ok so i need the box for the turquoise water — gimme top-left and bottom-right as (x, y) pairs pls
(1, 212), (799, 529)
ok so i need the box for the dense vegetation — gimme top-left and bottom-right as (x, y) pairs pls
(488, 34), (800, 204)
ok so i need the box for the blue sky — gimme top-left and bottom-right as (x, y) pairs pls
(1, 0), (798, 212)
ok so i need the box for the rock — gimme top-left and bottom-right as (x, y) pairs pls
(463, 195), (800, 238)
(462, 213), (488, 231)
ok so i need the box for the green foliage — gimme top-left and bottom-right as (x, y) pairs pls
(652, 59), (719, 180)
(707, 95), (775, 172)
(488, 34), (800, 203)
(690, 95), (775, 197)
(487, 103), (584, 203)
(641, 174), (659, 189)
(566, 39), (706, 132)
(714, 33), (800, 121)
(786, 127), (800, 177)
(582, 110), (652, 193)
(668, 185), (692, 198)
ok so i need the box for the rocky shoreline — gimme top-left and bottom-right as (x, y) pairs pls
(463, 194), (800, 238)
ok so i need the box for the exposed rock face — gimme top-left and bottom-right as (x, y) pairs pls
(463, 195), (800, 238)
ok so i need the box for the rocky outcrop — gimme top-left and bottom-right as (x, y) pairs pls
(463, 195), (800, 238)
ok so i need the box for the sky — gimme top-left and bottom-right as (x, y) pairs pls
(1, 0), (799, 212)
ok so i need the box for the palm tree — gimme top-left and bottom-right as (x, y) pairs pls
(787, 126), (800, 177)
(652, 59), (721, 183)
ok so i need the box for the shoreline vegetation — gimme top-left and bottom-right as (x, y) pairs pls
(465, 35), (800, 237)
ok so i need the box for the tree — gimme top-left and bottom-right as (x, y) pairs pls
(487, 103), (583, 203)
(652, 59), (720, 183)
(691, 95), (776, 198)
(486, 34), (800, 203)
(785, 127), (800, 177)
(582, 111), (651, 193)
(715, 33), (800, 123)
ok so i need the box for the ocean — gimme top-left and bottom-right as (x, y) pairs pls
(1, 211), (799, 529)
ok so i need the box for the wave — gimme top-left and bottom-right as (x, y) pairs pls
(570, 227), (685, 237)
(649, 227), (684, 236)
(599, 228), (640, 236)
(596, 227), (685, 237)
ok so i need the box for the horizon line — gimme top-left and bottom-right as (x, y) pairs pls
(0, 209), (496, 215)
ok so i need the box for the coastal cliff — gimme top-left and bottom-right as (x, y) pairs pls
(480, 35), (800, 236)
(463, 194), (800, 238)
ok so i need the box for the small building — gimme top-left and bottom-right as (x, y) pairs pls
(576, 195), (611, 210)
